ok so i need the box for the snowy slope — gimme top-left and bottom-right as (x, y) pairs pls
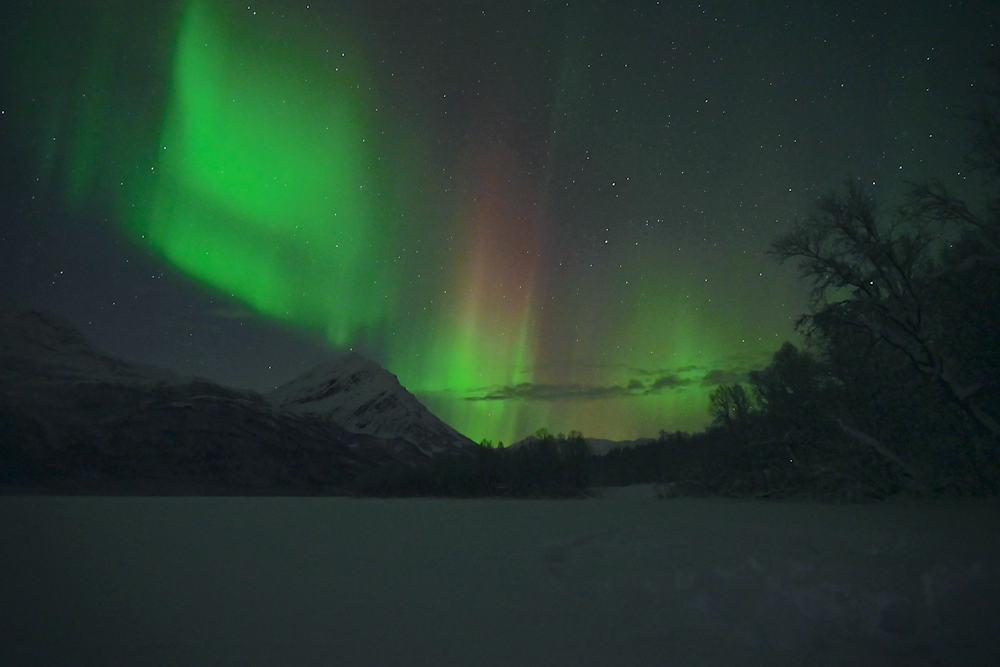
(0, 293), (178, 386)
(0, 297), (432, 492)
(267, 352), (475, 455)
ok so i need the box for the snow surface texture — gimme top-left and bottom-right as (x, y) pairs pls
(1, 494), (997, 667)
(267, 352), (475, 455)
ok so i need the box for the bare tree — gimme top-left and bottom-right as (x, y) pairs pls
(708, 383), (754, 437)
(771, 180), (999, 441)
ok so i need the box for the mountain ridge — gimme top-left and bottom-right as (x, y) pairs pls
(0, 296), (471, 494)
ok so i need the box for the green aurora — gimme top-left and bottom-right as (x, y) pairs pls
(6, 0), (867, 444)
(150, 0), (397, 345)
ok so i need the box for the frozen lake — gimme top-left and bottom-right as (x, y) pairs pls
(2, 490), (998, 666)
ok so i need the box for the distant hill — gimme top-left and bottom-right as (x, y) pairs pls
(0, 296), (471, 494)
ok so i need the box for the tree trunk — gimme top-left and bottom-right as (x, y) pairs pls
(834, 418), (926, 489)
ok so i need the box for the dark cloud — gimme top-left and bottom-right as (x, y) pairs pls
(701, 369), (747, 386)
(466, 382), (634, 402)
(648, 375), (694, 392)
(468, 372), (705, 402)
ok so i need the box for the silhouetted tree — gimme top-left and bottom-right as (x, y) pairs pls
(708, 382), (755, 440)
(748, 342), (831, 429)
(764, 59), (1000, 494)
(772, 180), (998, 442)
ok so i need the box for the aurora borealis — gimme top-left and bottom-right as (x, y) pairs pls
(2, 0), (996, 443)
(152, 0), (397, 344)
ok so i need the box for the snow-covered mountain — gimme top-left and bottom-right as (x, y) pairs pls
(267, 353), (476, 456)
(0, 296), (461, 493)
(0, 293), (178, 386)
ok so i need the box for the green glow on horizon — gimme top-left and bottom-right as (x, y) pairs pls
(405, 304), (539, 445)
(608, 270), (729, 436)
(390, 238), (542, 444)
(142, 0), (395, 344)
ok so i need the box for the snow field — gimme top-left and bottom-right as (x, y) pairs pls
(0, 493), (997, 666)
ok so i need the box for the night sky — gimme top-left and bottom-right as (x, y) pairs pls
(1, 0), (996, 444)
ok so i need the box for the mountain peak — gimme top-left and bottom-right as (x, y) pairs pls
(267, 353), (474, 455)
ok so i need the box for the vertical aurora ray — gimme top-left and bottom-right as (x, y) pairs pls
(392, 143), (548, 444)
(600, 286), (722, 437)
(141, 0), (396, 344)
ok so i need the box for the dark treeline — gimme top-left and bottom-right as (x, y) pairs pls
(356, 62), (1000, 501)
(699, 63), (1000, 499)
(351, 430), (592, 498)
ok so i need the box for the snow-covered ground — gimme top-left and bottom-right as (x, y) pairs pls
(1, 493), (998, 667)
